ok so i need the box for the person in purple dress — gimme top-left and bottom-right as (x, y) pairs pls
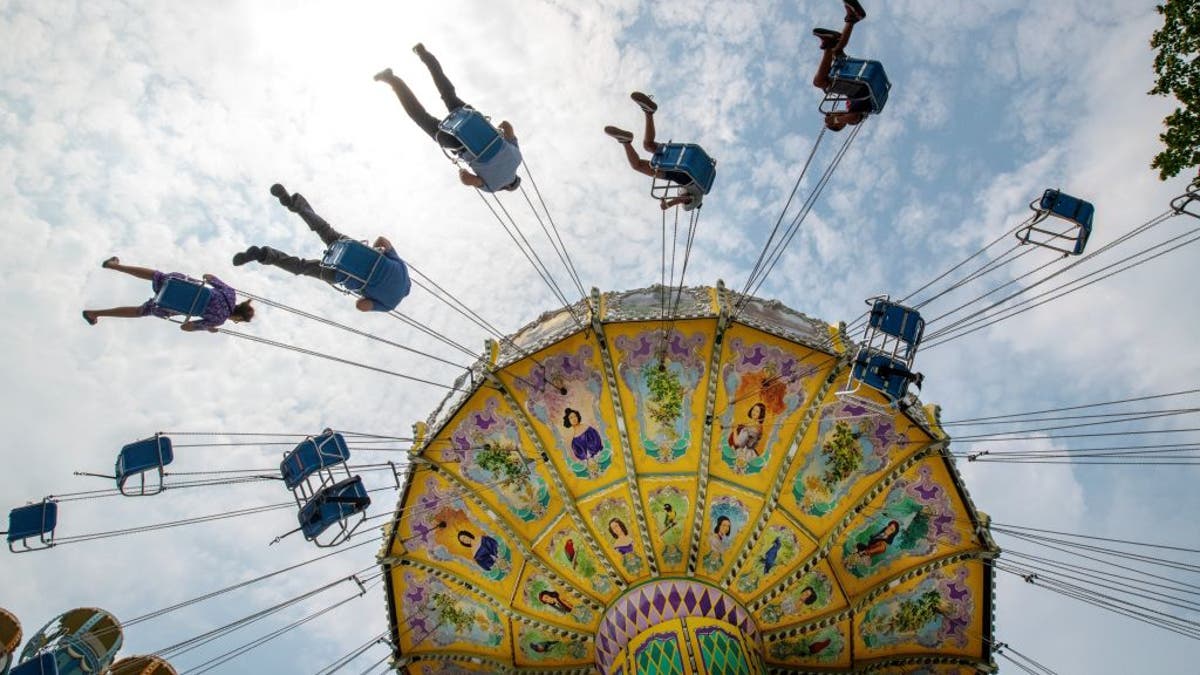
(811, 0), (870, 131)
(82, 257), (254, 332)
(458, 530), (500, 571)
(562, 408), (602, 461)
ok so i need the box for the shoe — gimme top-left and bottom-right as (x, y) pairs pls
(232, 246), (262, 266)
(101, 256), (119, 269)
(813, 28), (841, 50)
(81, 310), (97, 326)
(412, 43), (426, 56)
(844, 0), (866, 23)
(604, 126), (634, 143)
(373, 68), (394, 82)
(270, 183), (294, 210)
(631, 91), (657, 113)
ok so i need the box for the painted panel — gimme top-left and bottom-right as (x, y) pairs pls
(391, 468), (523, 600)
(728, 512), (816, 603)
(500, 334), (630, 496)
(854, 561), (986, 659)
(531, 516), (620, 603)
(406, 660), (503, 674)
(607, 320), (713, 476)
(393, 566), (510, 660)
(754, 559), (848, 631)
(689, 617), (755, 675)
(513, 620), (593, 668)
(707, 327), (836, 492)
(782, 392), (933, 532)
(868, 665), (981, 674)
(695, 482), (764, 582)
(764, 618), (851, 668)
(425, 391), (559, 542)
(511, 564), (599, 632)
(831, 458), (980, 597)
(579, 489), (652, 583)
(641, 477), (699, 575)
(630, 623), (688, 675)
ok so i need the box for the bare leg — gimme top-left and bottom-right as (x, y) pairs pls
(103, 258), (157, 281)
(83, 306), (146, 322)
(813, 21), (856, 89)
(621, 144), (657, 178)
(641, 111), (659, 155)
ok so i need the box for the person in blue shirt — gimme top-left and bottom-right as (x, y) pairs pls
(232, 184), (411, 312)
(812, 0), (869, 131)
(604, 92), (704, 211)
(374, 43), (522, 193)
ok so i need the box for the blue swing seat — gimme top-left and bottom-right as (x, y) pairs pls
(6, 501), (57, 552)
(322, 239), (384, 290)
(650, 143), (717, 198)
(867, 298), (925, 360)
(281, 431), (351, 490)
(851, 350), (916, 403)
(821, 57), (891, 115)
(115, 436), (174, 496)
(153, 277), (211, 318)
(298, 476), (370, 544)
(1018, 189), (1094, 255)
(438, 107), (503, 163)
(9, 653), (57, 675)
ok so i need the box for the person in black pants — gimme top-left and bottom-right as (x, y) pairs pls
(374, 44), (522, 192)
(812, 0), (869, 132)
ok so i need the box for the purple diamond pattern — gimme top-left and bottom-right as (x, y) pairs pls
(595, 580), (760, 671)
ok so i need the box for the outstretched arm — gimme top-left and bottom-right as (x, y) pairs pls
(499, 120), (516, 141)
(180, 320), (218, 333)
(459, 168), (485, 188)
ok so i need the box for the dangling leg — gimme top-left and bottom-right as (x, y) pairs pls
(269, 185), (347, 248)
(252, 247), (340, 283)
(412, 43), (468, 112)
(374, 68), (454, 147)
(631, 92), (660, 154)
(99, 257), (156, 281)
(81, 306), (145, 325)
(605, 126), (656, 178)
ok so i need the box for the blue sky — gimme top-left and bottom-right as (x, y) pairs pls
(1, 1), (1197, 673)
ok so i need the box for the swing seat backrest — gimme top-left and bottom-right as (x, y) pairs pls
(439, 108), (503, 163)
(1039, 189), (1093, 255)
(322, 240), (384, 289)
(851, 350), (912, 403)
(153, 278), (211, 318)
(650, 143), (718, 195)
(115, 437), (174, 494)
(867, 300), (924, 349)
(6, 501), (57, 550)
(280, 432), (351, 490)
(298, 475), (370, 541)
(824, 57), (890, 114)
(9, 653), (57, 675)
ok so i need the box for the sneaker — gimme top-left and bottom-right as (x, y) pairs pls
(232, 246), (262, 266)
(604, 126), (634, 143)
(373, 68), (394, 83)
(844, 0), (866, 23)
(813, 28), (841, 50)
(270, 183), (294, 210)
(412, 43), (426, 56)
(630, 91), (657, 114)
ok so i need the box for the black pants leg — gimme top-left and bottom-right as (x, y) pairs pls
(259, 247), (340, 283)
(291, 195), (346, 248)
(383, 73), (463, 150)
(416, 47), (468, 112)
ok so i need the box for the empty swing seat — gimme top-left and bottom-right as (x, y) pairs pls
(438, 107), (503, 163)
(1018, 189), (1094, 255)
(9, 653), (57, 675)
(851, 350), (916, 403)
(298, 476), (370, 542)
(322, 239), (384, 290)
(153, 277), (211, 318)
(650, 143), (717, 195)
(115, 436), (174, 496)
(822, 57), (891, 115)
(867, 299), (925, 358)
(280, 431), (351, 490)
(6, 501), (57, 552)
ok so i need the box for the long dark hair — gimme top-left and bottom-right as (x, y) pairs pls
(231, 299), (255, 322)
(562, 408), (581, 428)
